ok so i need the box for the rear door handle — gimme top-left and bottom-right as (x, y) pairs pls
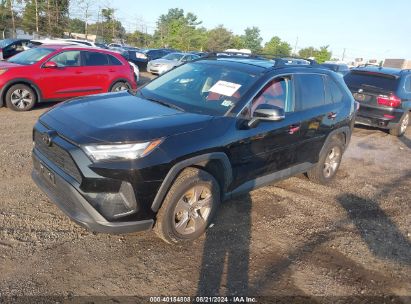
(75, 71), (83, 74)
(328, 112), (337, 119)
(288, 124), (300, 135)
(109, 69), (115, 72)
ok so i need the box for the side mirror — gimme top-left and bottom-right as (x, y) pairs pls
(43, 61), (58, 68)
(248, 104), (285, 128)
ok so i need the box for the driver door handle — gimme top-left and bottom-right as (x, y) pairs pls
(328, 112), (337, 119)
(288, 124), (300, 135)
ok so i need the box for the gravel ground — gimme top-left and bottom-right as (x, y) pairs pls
(0, 74), (410, 303)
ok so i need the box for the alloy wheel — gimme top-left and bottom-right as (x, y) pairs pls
(323, 147), (341, 178)
(113, 83), (129, 92)
(173, 185), (212, 235)
(10, 89), (33, 109)
(400, 114), (409, 134)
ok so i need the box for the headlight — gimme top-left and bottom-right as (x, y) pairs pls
(136, 53), (147, 59)
(0, 69), (8, 75)
(83, 139), (163, 161)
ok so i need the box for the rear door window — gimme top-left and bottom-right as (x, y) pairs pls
(344, 72), (399, 92)
(83, 51), (109, 66)
(325, 76), (344, 103)
(295, 74), (326, 110)
(108, 55), (122, 66)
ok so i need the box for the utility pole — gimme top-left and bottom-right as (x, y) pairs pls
(293, 36), (299, 55)
(342, 48), (346, 61)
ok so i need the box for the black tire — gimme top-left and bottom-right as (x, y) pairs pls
(110, 81), (131, 92)
(389, 112), (409, 137)
(154, 167), (220, 244)
(5, 84), (37, 111)
(307, 138), (344, 185)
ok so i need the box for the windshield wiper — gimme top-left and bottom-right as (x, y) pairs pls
(138, 91), (185, 112)
(147, 98), (185, 112)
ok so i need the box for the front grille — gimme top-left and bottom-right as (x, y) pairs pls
(34, 130), (82, 183)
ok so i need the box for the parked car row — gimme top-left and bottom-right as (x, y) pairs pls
(0, 45), (404, 243)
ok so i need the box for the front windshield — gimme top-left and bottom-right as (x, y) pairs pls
(7, 48), (54, 65)
(163, 53), (184, 61)
(140, 62), (258, 116)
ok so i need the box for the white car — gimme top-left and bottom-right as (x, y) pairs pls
(29, 39), (105, 49)
(128, 61), (140, 83)
(147, 52), (199, 75)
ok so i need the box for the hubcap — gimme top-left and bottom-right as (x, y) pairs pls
(173, 185), (212, 235)
(11, 89), (33, 109)
(323, 147), (341, 178)
(400, 114), (409, 134)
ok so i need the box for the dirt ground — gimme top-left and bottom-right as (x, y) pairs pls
(0, 73), (410, 303)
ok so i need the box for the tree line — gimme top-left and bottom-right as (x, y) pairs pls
(0, 2), (332, 62)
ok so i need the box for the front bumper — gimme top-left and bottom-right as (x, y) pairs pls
(32, 150), (154, 234)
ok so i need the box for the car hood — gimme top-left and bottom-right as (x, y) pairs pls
(39, 92), (213, 144)
(149, 59), (178, 66)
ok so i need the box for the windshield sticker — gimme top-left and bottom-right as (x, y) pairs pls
(221, 100), (234, 107)
(209, 81), (241, 97)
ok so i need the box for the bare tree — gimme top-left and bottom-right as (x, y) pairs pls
(34, 0), (38, 34)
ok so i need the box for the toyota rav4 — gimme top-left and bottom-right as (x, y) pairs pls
(32, 56), (356, 243)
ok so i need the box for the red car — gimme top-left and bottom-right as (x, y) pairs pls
(0, 45), (137, 111)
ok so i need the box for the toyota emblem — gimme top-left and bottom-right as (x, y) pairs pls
(42, 132), (52, 147)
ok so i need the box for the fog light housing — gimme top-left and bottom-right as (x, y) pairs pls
(84, 181), (138, 220)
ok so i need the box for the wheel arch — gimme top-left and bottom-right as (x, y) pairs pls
(150, 152), (232, 212)
(1, 79), (42, 106)
(319, 126), (351, 158)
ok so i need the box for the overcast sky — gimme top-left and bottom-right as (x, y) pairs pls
(113, 0), (411, 61)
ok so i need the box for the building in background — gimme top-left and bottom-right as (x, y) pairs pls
(383, 59), (411, 69)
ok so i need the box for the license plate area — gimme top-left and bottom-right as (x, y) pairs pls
(353, 93), (372, 103)
(39, 162), (55, 186)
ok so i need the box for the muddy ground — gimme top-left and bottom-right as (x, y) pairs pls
(0, 73), (410, 303)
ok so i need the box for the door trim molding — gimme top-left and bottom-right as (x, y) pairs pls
(224, 161), (314, 200)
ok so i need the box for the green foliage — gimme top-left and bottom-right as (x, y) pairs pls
(19, 0), (69, 37)
(0, 0), (13, 38)
(125, 30), (152, 48)
(153, 8), (203, 50)
(299, 45), (332, 63)
(205, 25), (235, 51)
(87, 19), (125, 43)
(241, 26), (262, 53)
(315, 45), (332, 63)
(68, 17), (85, 34)
(263, 36), (292, 57)
(0, 2), (330, 60)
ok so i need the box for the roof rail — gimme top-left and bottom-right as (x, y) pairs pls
(203, 51), (267, 60)
(355, 63), (380, 68)
(272, 57), (318, 67)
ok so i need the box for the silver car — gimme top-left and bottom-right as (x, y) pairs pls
(147, 52), (199, 75)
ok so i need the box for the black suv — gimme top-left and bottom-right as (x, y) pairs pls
(344, 66), (411, 136)
(32, 56), (355, 243)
